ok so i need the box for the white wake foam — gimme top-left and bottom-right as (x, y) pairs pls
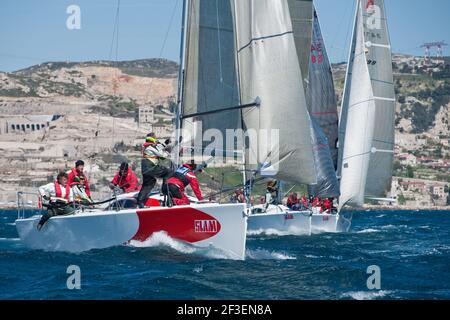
(246, 249), (296, 260)
(127, 231), (239, 260)
(356, 228), (381, 234)
(0, 238), (20, 241)
(247, 228), (309, 237)
(343, 290), (392, 300)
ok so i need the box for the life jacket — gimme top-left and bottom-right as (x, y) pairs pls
(142, 141), (156, 157)
(171, 165), (193, 187)
(55, 181), (70, 200)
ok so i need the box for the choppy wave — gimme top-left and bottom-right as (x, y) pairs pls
(342, 290), (393, 300)
(1, 209), (450, 299)
(246, 249), (296, 260)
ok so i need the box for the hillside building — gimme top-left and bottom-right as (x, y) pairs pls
(0, 115), (61, 135)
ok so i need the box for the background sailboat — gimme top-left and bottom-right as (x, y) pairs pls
(306, 8), (340, 199)
(234, 0), (317, 185)
(234, 0), (347, 234)
(338, 0), (396, 210)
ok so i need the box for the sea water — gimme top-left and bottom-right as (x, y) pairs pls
(0, 209), (449, 300)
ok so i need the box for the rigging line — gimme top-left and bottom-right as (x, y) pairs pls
(133, 0), (180, 140)
(159, 0), (180, 58)
(108, 0), (121, 61)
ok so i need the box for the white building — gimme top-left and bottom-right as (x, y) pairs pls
(138, 106), (155, 125)
(0, 115), (59, 135)
(398, 153), (417, 166)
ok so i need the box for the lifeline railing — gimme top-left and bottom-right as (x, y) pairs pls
(17, 191), (43, 219)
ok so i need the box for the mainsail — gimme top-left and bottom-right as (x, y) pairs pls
(180, 0), (241, 157)
(234, 0), (316, 184)
(338, 0), (396, 207)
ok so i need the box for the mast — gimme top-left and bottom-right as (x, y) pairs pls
(175, 0), (189, 167)
(231, 0), (249, 203)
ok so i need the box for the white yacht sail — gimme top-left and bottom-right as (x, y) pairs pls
(233, 0), (316, 184)
(338, 0), (395, 208)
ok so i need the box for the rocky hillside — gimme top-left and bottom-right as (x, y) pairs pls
(0, 58), (178, 117)
(333, 54), (450, 136)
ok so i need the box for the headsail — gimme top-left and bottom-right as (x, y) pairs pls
(308, 118), (341, 198)
(307, 9), (339, 167)
(181, 0), (241, 158)
(288, 0), (314, 82)
(304, 8), (340, 198)
(338, 0), (395, 207)
(234, 0), (316, 184)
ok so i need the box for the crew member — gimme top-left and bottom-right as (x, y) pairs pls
(322, 198), (332, 214)
(37, 172), (75, 230)
(166, 161), (204, 206)
(110, 162), (139, 194)
(301, 195), (309, 209)
(71, 176), (93, 205)
(67, 160), (91, 198)
(311, 196), (321, 208)
(232, 189), (245, 203)
(136, 133), (174, 208)
(266, 180), (279, 205)
(287, 192), (300, 210)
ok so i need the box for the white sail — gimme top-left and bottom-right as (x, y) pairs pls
(234, 0), (316, 184)
(338, 0), (395, 208)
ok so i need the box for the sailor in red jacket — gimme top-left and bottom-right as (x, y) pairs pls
(301, 196), (309, 209)
(322, 198), (332, 213)
(67, 160), (91, 198)
(110, 162), (140, 194)
(166, 162), (204, 206)
(287, 192), (300, 210)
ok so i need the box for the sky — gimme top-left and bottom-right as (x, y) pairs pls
(0, 0), (449, 72)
